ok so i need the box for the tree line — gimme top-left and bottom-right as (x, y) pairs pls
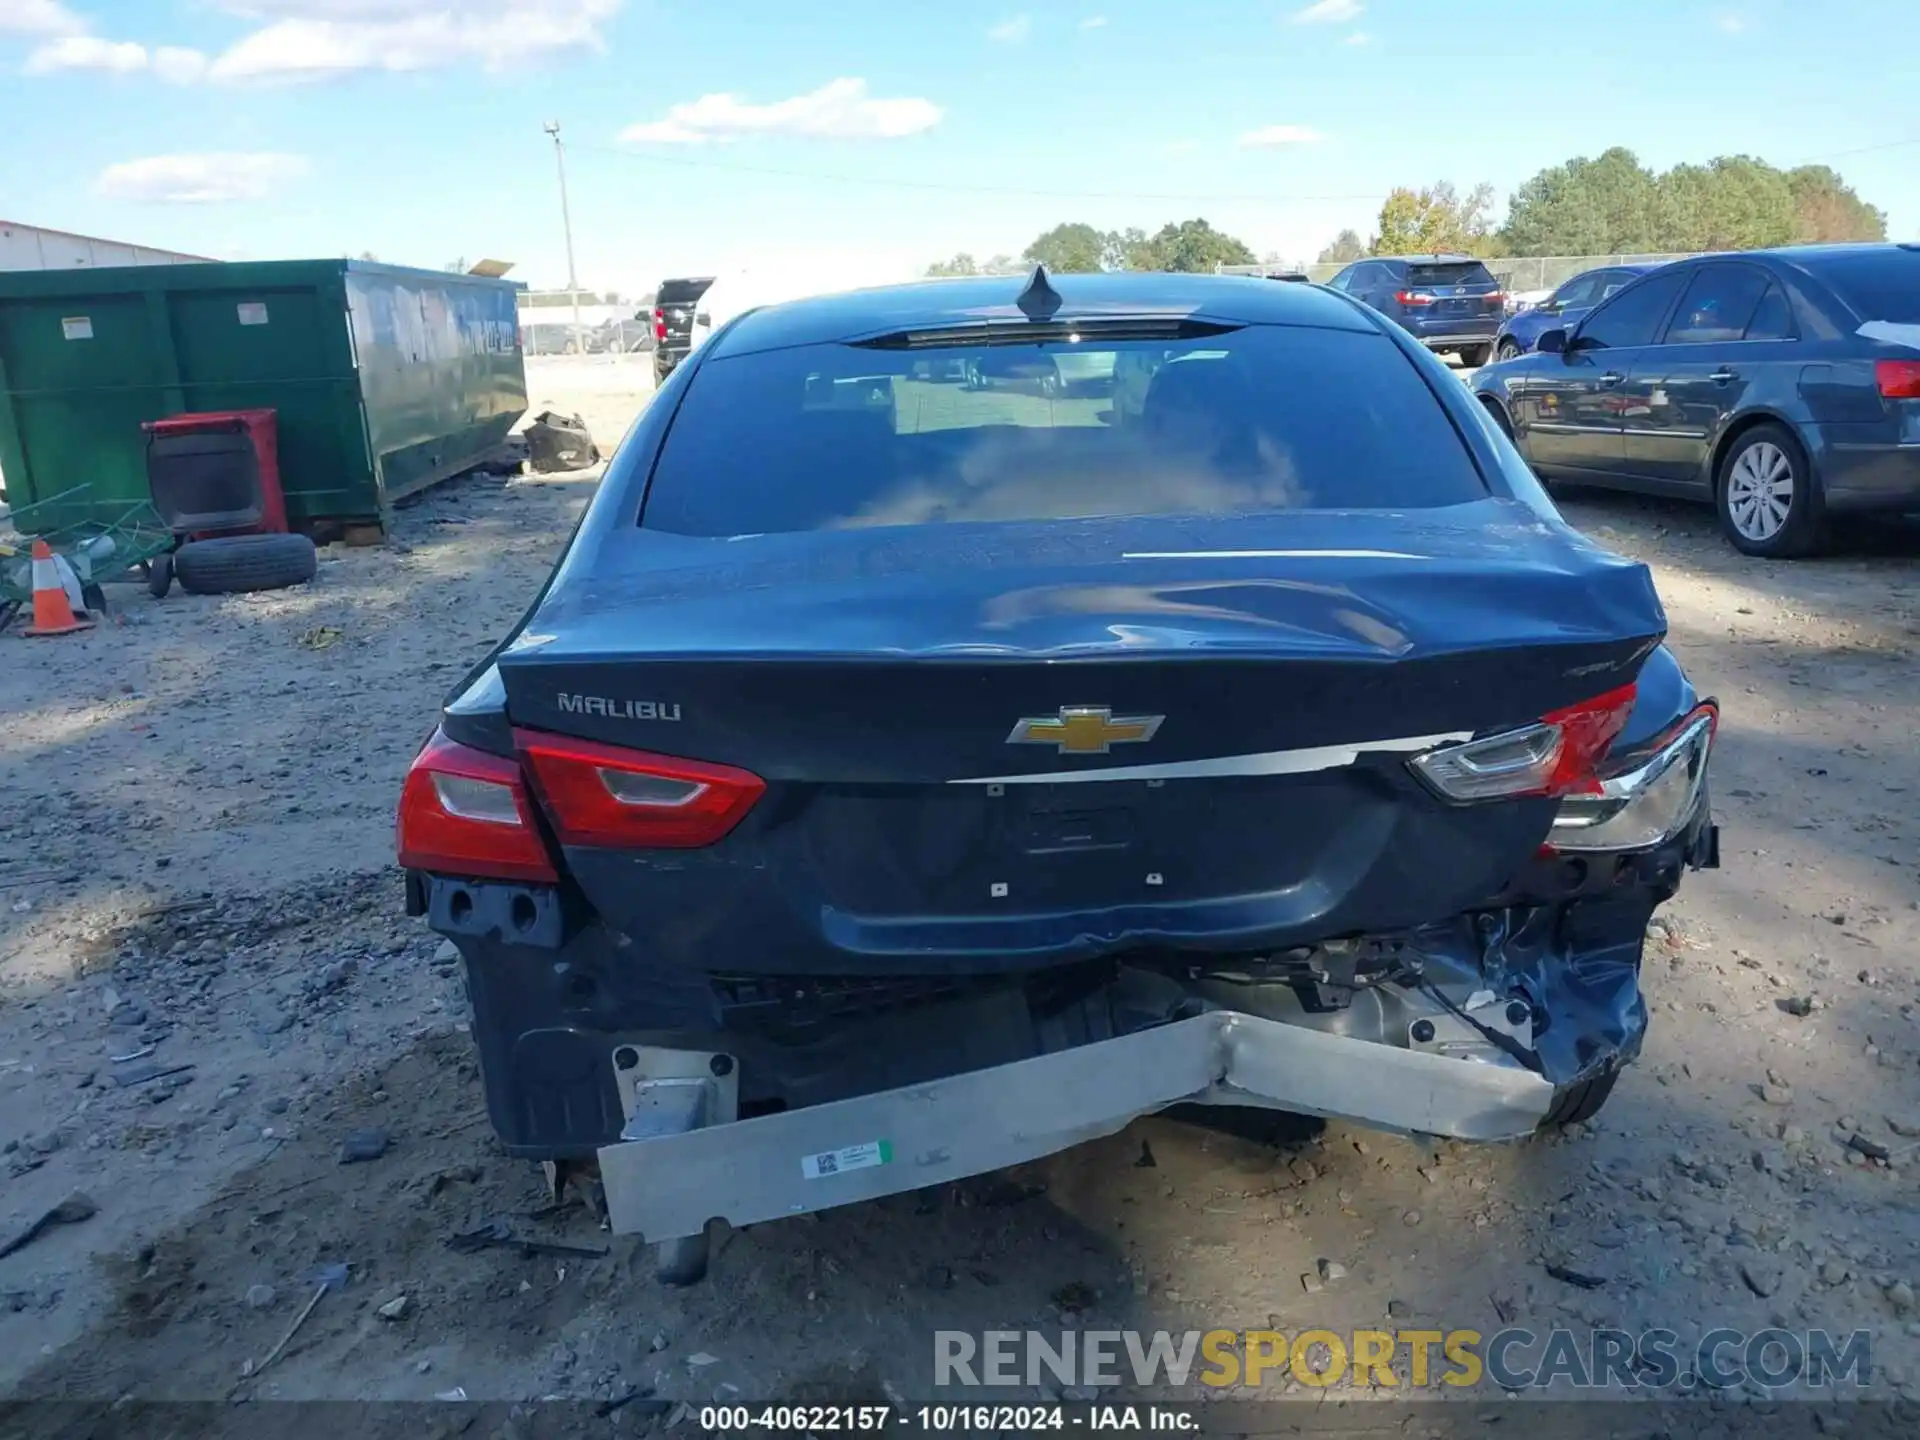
(923, 147), (1887, 278)
(1317, 147), (1887, 263)
(927, 218), (1258, 278)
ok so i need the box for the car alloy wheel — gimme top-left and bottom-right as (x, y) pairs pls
(1496, 339), (1522, 362)
(1715, 422), (1828, 559)
(1725, 440), (1795, 542)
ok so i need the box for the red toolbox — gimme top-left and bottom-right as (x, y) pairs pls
(142, 409), (289, 539)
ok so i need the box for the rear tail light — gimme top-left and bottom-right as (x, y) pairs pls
(1487, 291), (1507, 307)
(1876, 359), (1920, 399)
(515, 729), (765, 849)
(1408, 684), (1638, 802)
(1547, 703), (1717, 852)
(1395, 290), (1434, 307)
(653, 307), (667, 343)
(396, 730), (558, 883)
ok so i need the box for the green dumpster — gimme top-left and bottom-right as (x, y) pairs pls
(0, 259), (527, 537)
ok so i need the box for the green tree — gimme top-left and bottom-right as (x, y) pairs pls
(925, 253), (980, 277)
(1023, 222), (1108, 273)
(1104, 226), (1156, 271)
(1371, 183), (1496, 255)
(1655, 156), (1797, 251)
(1785, 165), (1888, 243)
(1138, 217), (1257, 272)
(1316, 228), (1367, 264)
(1500, 147), (1664, 255)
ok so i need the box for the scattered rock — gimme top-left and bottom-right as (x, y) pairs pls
(1741, 1261), (1783, 1299)
(1402, 1209), (1423, 1227)
(338, 1128), (389, 1164)
(686, 1353), (720, 1369)
(1317, 1259), (1347, 1283)
(377, 1295), (411, 1320)
(1887, 1281), (1915, 1314)
(1777, 996), (1818, 1018)
(245, 1284), (277, 1310)
(1760, 1082), (1794, 1107)
(1300, 1273), (1323, 1295)
(649, 1332), (669, 1353)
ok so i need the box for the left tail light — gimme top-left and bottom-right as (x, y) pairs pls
(1409, 684), (1638, 802)
(397, 730), (559, 883)
(1395, 290), (1435, 308)
(516, 729), (765, 850)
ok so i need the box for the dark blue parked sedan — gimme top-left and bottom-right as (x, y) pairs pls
(1472, 243), (1920, 557)
(1495, 264), (1660, 361)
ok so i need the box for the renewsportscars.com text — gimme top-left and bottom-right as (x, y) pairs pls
(934, 1327), (1873, 1392)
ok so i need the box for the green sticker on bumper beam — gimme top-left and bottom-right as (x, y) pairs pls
(800, 1140), (893, 1179)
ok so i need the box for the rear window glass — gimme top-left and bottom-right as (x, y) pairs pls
(640, 326), (1488, 536)
(1405, 262), (1497, 289)
(656, 278), (714, 305)
(1808, 249), (1920, 324)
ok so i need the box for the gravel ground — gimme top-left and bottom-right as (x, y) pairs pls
(2, 352), (1918, 1429)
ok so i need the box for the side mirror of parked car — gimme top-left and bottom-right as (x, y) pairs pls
(1536, 328), (1568, 356)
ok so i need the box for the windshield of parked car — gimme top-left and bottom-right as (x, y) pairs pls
(1807, 249), (1920, 324)
(640, 325), (1488, 535)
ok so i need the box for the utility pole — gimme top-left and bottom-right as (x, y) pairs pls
(543, 120), (584, 356)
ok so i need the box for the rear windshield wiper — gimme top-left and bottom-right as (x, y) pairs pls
(852, 317), (1241, 351)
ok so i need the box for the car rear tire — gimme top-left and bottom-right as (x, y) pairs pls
(1539, 1069), (1620, 1130)
(1495, 338), (1523, 362)
(174, 533), (319, 595)
(1715, 423), (1827, 559)
(1459, 343), (1494, 369)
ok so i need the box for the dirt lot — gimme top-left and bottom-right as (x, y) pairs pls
(2, 351), (1918, 1427)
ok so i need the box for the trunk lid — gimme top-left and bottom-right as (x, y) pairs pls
(495, 506), (1664, 971)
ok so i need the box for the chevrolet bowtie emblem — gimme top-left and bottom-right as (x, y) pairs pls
(1007, 706), (1165, 756)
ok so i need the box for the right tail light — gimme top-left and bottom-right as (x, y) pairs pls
(1409, 684), (1638, 802)
(1545, 703), (1717, 853)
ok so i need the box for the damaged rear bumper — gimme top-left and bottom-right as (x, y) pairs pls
(597, 1005), (1559, 1243)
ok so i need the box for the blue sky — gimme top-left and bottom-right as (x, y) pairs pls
(2, 0), (1915, 295)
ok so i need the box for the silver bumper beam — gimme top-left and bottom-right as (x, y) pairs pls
(596, 1011), (1555, 1242)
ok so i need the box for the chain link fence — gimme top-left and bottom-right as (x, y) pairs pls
(1221, 253), (1700, 291)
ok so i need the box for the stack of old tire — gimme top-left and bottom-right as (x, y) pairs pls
(150, 533), (318, 599)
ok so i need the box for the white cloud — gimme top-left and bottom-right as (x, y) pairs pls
(1343, 30), (1370, 45)
(94, 152), (310, 203)
(1240, 124), (1325, 146)
(1079, 15), (1108, 28)
(1716, 11), (1746, 32)
(620, 78), (941, 144)
(0, 0), (84, 36)
(987, 13), (1030, 42)
(206, 0), (620, 83)
(154, 45), (211, 83)
(23, 34), (212, 82)
(25, 34), (146, 72)
(1290, 0), (1362, 22)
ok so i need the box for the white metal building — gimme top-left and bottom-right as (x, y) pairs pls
(0, 219), (213, 272)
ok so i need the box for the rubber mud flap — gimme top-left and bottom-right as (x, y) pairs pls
(173, 533), (318, 595)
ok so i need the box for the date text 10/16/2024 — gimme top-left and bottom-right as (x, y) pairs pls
(700, 1406), (1193, 1432)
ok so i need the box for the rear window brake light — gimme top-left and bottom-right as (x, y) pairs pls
(853, 317), (1240, 351)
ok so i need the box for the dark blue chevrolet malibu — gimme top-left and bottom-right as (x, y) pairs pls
(398, 267), (1721, 1282)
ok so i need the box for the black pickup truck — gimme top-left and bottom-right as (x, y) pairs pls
(650, 276), (716, 386)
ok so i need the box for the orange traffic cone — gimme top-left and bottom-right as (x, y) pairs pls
(21, 539), (93, 638)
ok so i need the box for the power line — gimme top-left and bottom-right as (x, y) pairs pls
(569, 134), (1920, 206)
(568, 141), (1388, 204)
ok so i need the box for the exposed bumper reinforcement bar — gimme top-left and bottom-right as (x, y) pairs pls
(596, 1011), (1555, 1242)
